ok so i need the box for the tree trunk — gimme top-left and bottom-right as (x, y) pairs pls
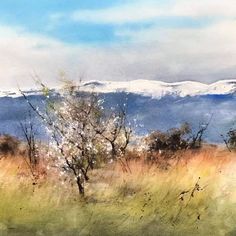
(111, 142), (117, 159)
(81, 168), (89, 181)
(76, 176), (84, 195)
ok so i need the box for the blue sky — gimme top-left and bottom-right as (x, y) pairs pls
(0, 0), (214, 45)
(0, 0), (121, 44)
(0, 0), (236, 89)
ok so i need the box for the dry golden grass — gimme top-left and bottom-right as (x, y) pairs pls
(0, 145), (235, 235)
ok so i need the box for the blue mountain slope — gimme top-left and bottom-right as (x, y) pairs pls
(1, 92), (236, 143)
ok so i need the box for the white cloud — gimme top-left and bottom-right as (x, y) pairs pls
(0, 26), (84, 90)
(71, 3), (163, 24)
(70, 0), (236, 24)
(171, 0), (236, 18)
(1, 18), (236, 90)
(113, 19), (236, 80)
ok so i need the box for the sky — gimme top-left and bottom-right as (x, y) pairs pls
(1, 0), (236, 89)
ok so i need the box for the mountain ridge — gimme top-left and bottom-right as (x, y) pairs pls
(81, 79), (236, 98)
(1, 79), (236, 99)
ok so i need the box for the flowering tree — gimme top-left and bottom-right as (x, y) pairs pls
(21, 81), (132, 195)
(94, 107), (132, 172)
(96, 108), (132, 158)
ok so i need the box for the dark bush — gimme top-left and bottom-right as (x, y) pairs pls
(146, 122), (207, 152)
(226, 130), (236, 150)
(0, 135), (21, 156)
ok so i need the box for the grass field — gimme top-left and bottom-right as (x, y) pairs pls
(0, 146), (235, 236)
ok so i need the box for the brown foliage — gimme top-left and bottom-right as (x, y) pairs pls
(0, 135), (23, 156)
(146, 122), (209, 153)
(146, 123), (191, 152)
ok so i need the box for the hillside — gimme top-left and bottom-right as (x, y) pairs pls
(0, 91), (235, 143)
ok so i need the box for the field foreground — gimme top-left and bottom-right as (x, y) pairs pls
(0, 146), (236, 235)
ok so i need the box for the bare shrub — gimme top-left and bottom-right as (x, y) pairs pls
(19, 110), (40, 180)
(20, 111), (39, 166)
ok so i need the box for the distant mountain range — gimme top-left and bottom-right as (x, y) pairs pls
(2, 79), (236, 99)
(1, 79), (236, 143)
(81, 79), (236, 98)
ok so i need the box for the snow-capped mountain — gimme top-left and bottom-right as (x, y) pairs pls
(1, 79), (236, 143)
(81, 79), (236, 98)
(0, 88), (56, 98)
(1, 79), (236, 99)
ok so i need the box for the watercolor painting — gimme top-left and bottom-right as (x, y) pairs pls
(0, 1), (236, 235)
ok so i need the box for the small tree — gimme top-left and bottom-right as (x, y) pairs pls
(21, 81), (131, 195)
(188, 121), (210, 149)
(19, 110), (39, 170)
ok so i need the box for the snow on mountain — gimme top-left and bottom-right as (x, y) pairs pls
(81, 79), (236, 98)
(1, 79), (236, 143)
(0, 88), (58, 98)
(1, 79), (236, 99)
